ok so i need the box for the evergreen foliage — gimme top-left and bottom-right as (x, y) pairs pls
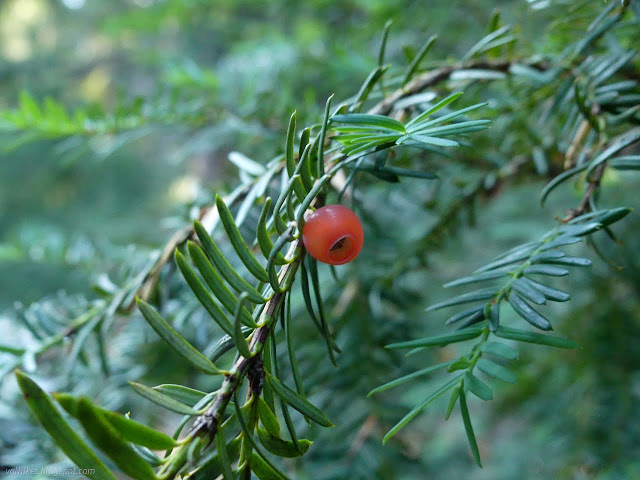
(1, 1), (639, 478)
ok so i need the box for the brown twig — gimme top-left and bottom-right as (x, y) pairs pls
(132, 196), (233, 309)
(369, 59), (548, 116)
(188, 241), (299, 442)
(561, 162), (607, 222)
(564, 119), (592, 170)
(155, 58), (554, 476)
(184, 60), (550, 443)
(134, 58), (546, 310)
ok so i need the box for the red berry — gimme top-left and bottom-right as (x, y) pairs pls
(302, 205), (364, 265)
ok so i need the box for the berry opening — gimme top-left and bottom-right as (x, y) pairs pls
(328, 235), (355, 263)
(302, 204), (364, 265)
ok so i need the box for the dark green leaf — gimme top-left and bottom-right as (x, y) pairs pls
(351, 65), (390, 111)
(508, 293), (552, 331)
(530, 250), (565, 262)
(405, 92), (463, 128)
(487, 302), (500, 332)
(257, 198), (287, 265)
(458, 311), (487, 329)
(284, 292), (305, 399)
(268, 335), (302, 452)
(459, 391), (482, 467)
(54, 393), (176, 450)
(474, 251), (532, 273)
(404, 134), (459, 147)
(445, 385), (461, 421)
(266, 373), (333, 427)
(489, 241), (537, 260)
(574, 7), (620, 55)
(377, 20), (392, 66)
(426, 288), (497, 311)
(589, 207), (632, 226)
(586, 129), (640, 178)
(540, 164), (588, 205)
(383, 375), (461, 444)
(233, 293), (254, 359)
(445, 306), (485, 326)
(216, 426), (233, 480)
(15, 372), (116, 480)
(610, 156), (640, 170)
(524, 265), (569, 277)
(129, 382), (199, 415)
(463, 24), (510, 60)
(194, 222), (267, 303)
(410, 102), (488, 130)
(0, 344), (25, 355)
(188, 241), (256, 327)
(477, 358), (517, 383)
(574, 82), (602, 132)
(415, 119), (492, 136)
(296, 174), (332, 227)
(495, 326), (579, 348)
(541, 256), (592, 267)
(560, 222), (602, 237)
(251, 452), (286, 480)
(464, 372), (493, 400)
(541, 236), (582, 250)
(257, 397), (281, 437)
(280, 398), (301, 455)
(306, 256), (339, 365)
(518, 277), (570, 302)
(448, 356), (472, 372)
(233, 391), (288, 479)
(257, 428), (312, 458)
(317, 94), (334, 177)
(445, 268), (509, 288)
(341, 138), (393, 156)
(299, 260), (322, 333)
(152, 384), (206, 407)
(175, 251), (234, 336)
(76, 398), (156, 480)
(298, 142), (314, 191)
(188, 438), (241, 480)
(512, 278), (547, 305)
(272, 174), (300, 234)
(335, 132), (399, 145)
(402, 34), (438, 86)
(368, 361), (450, 396)
(480, 341), (518, 359)
(131, 445), (163, 467)
(216, 195), (269, 283)
(357, 164), (438, 181)
(207, 331), (250, 363)
(285, 111), (296, 177)
(385, 327), (483, 350)
(331, 113), (406, 132)
(266, 226), (294, 292)
(136, 297), (224, 374)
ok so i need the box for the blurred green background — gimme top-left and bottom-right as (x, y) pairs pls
(0, 0), (540, 309)
(0, 1), (639, 479)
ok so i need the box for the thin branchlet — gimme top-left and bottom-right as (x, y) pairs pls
(134, 59), (549, 309)
(154, 59), (565, 473)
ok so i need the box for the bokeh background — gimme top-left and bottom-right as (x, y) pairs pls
(1, 1), (639, 479)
